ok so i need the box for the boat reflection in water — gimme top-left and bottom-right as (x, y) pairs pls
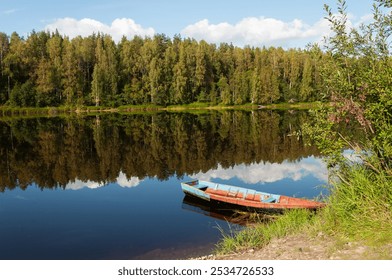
(182, 195), (275, 227)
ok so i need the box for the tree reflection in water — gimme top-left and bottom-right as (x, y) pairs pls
(0, 110), (320, 191)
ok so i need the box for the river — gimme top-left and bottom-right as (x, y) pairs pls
(0, 110), (328, 259)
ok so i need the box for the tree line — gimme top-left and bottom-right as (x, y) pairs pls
(0, 31), (326, 107)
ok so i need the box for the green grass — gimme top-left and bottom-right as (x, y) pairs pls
(216, 209), (316, 254)
(318, 160), (392, 245)
(165, 102), (212, 109)
(117, 104), (164, 111)
(261, 101), (326, 110)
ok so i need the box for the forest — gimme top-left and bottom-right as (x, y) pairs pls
(0, 31), (326, 108)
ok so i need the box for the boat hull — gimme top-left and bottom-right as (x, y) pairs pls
(181, 180), (325, 210)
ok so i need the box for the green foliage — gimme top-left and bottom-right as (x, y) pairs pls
(9, 81), (36, 107)
(91, 35), (118, 106)
(217, 76), (231, 105)
(317, 0), (392, 162)
(305, 0), (392, 248)
(320, 160), (392, 243)
(0, 30), (325, 108)
(217, 0), (392, 256)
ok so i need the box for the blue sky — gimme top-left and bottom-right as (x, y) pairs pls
(0, 0), (375, 48)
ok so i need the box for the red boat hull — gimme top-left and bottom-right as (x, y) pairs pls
(205, 187), (325, 209)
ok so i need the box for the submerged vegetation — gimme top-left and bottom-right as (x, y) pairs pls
(216, 0), (392, 257)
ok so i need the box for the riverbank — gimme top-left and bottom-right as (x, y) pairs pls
(194, 232), (392, 260)
(206, 158), (392, 260)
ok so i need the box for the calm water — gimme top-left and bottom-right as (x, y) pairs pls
(0, 110), (328, 259)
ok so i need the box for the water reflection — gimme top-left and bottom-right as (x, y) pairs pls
(0, 110), (326, 259)
(182, 195), (249, 226)
(65, 172), (142, 190)
(0, 110), (320, 191)
(192, 156), (327, 185)
(62, 157), (327, 196)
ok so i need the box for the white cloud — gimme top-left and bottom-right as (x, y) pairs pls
(190, 156), (328, 184)
(181, 17), (331, 48)
(45, 17), (155, 42)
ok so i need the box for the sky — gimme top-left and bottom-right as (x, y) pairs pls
(0, 0), (376, 48)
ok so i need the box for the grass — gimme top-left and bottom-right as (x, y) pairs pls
(216, 209), (316, 254)
(117, 104), (164, 111)
(318, 160), (392, 244)
(165, 102), (213, 110)
(261, 101), (326, 110)
(215, 155), (392, 256)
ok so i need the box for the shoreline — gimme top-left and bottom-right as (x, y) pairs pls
(0, 102), (325, 119)
(191, 232), (392, 260)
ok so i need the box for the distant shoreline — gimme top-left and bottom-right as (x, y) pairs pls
(0, 101), (325, 118)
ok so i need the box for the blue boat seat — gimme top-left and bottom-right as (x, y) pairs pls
(262, 196), (277, 203)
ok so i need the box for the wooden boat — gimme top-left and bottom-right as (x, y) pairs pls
(181, 180), (325, 210)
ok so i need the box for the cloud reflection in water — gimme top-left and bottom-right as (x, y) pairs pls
(65, 171), (142, 190)
(64, 157), (327, 191)
(191, 156), (327, 185)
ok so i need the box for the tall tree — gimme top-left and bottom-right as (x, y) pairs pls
(148, 34), (170, 105)
(73, 35), (97, 100)
(218, 76), (231, 105)
(118, 36), (144, 104)
(173, 42), (189, 104)
(195, 41), (207, 98)
(4, 32), (28, 104)
(36, 33), (63, 106)
(299, 54), (313, 101)
(91, 35), (118, 106)
(62, 38), (83, 105)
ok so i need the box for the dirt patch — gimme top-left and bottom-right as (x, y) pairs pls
(193, 233), (392, 260)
